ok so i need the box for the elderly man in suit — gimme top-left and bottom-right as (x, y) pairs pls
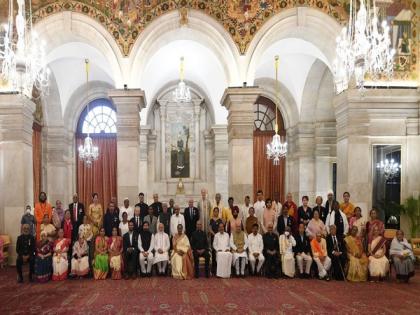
(277, 206), (294, 236)
(184, 199), (199, 239)
(69, 193), (85, 241)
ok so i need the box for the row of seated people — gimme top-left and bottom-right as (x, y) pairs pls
(15, 216), (415, 283)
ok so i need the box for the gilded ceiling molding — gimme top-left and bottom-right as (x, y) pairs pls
(30, 0), (417, 81)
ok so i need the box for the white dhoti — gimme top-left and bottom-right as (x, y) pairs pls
(216, 251), (232, 278)
(249, 253), (265, 273)
(281, 253), (295, 277)
(314, 256), (331, 278)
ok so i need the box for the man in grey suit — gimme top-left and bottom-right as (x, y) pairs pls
(143, 206), (158, 234)
(197, 188), (212, 234)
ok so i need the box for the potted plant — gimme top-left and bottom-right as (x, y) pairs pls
(400, 197), (420, 238)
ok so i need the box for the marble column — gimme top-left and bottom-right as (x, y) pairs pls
(221, 87), (262, 202)
(0, 94), (35, 263)
(193, 100), (202, 180)
(158, 101), (167, 180)
(109, 89), (146, 204)
(212, 125), (228, 201)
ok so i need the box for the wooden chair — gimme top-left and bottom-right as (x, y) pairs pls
(0, 235), (11, 267)
(411, 238), (420, 264)
(383, 229), (397, 281)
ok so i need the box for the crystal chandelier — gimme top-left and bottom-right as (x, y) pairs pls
(333, 0), (395, 93)
(78, 59), (99, 167)
(173, 56), (191, 103)
(376, 158), (401, 180)
(266, 55), (287, 165)
(0, 0), (50, 98)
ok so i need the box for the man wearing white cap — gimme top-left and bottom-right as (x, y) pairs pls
(120, 198), (134, 221)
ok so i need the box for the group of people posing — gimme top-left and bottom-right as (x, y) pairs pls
(14, 189), (415, 283)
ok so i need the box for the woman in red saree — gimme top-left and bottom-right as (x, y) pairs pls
(365, 208), (384, 248)
(52, 228), (70, 281)
(368, 226), (389, 281)
(108, 227), (123, 280)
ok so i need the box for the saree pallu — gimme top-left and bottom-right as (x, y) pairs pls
(71, 256), (89, 277)
(345, 236), (368, 282)
(109, 236), (123, 280)
(93, 236), (109, 280)
(52, 239), (70, 281)
(35, 256), (52, 283)
(171, 234), (194, 280)
(89, 204), (103, 237)
(368, 237), (389, 280)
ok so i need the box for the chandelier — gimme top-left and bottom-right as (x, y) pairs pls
(266, 55), (287, 165)
(78, 59), (99, 167)
(173, 56), (191, 103)
(376, 158), (401, 180)
(333, 0), (395, 93)
(0, 0), (50, 98)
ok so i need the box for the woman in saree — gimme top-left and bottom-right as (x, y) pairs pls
(368, 225), (389, 281)
(71, 236), (89, 278)
(34, 231), (53, 282)
(93, 227), (109, 280)
(389, 230), (415, 283)
(171, 224), (194, 280)
(88, 193), (103, 237)
(108, 227), (123, 280)
(52, 228), (71, 281)
(306, 209), (327, 239)
(366, 208), (384, 246)
(345, 226), (368, 282)
(349, 207), (366, 239)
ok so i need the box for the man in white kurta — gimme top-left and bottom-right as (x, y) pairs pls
(240, 195), (252, 222)
(170, 205), (185, 237)
(247, 223), (265, 275)
(138, 222), (155, 276)
(253, 190), (266, 226)
(153, 223), (170, 275)
(120, 198), (134, 221)
(213, 222), (232, 278)
(230, 223), (248, 277)
(279, 226), (296, 278)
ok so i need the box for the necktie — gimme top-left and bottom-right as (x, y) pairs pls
(333, 236), (338, 250)
(136, 217), (139, 227)
(73, 204), (77, 221)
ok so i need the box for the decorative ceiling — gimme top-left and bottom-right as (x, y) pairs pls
(30, 0), (351, 56)
(1, 0), (417, 81)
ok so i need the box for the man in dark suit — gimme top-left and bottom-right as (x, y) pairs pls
(150, 193), (163, 216)
(294, 223), (313, 278)
(184, 199), (200, 238)
(263, 223), (280, 279)
(16, 224), (35, 283)
(123, 221), (139, 279)
(69, 193), (84, 241)
(326, 224), (347, 281)
(277, 206), (294, 235)
(130, 206), (143, 234)
(191, 221), (210, 278)
(135, 192), (149, 221)
(104, 201), (120, 237)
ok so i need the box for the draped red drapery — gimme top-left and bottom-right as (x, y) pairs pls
(76, 136), (117, 210)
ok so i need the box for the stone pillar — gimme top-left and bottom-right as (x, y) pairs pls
(212, 125), (228, 201)
(221, 87), (261, 202)
(193, 100), (202, 180)
(0, 94), (35, 263)
(158, 101), (167, 180)
(109, 89), (146, 204)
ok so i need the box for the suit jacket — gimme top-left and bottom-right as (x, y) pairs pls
(326, 234), (346, 258)
(184, 206), (200, 237)
(325, 200), (334, 215)
(276, 215), (294, 235)
(313, 205), (328, 223)
(151, 202), (163, 216)
(294, 233), (312, 254)
(69, 202), (85, 227)
(143, 215), (158, 234)
(123, 231), (139, 253)
(130, 216), (143, 234)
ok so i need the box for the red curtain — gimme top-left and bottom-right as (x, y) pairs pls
(76, 136), (117, 210)
(32, 123), (42, 204)
(253, 131), (286, 204)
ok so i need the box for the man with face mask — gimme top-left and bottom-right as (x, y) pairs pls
(21, 205), (36, 237)
(34, 192), (53, 241)
(279, 226), (296, 278)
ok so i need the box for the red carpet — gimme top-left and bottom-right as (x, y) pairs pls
(0, 267), (419, 314)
